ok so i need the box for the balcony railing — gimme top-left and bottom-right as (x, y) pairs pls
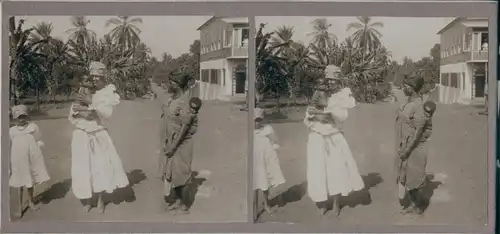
(231, 46), (248, 57)
(464, 51), (489, 61)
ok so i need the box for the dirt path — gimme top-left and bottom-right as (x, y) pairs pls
(257, 102), (488, 226)
(14, 100), (248, 223)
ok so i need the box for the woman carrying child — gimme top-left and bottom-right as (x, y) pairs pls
(70, 61), (129, 213)
(10, 105), (50, 218)
(150, 65), (199, 214)
(304, 65), (364, 217)
(395, 74), (436, 215)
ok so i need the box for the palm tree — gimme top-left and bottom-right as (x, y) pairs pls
(66, 16), (96, 45)
(106, 16), (143, 52)
(9, 17), (49, 107)
(346, 16), (384, 54)
(308, 18), (337, 51)
(270, 25), (294, 56)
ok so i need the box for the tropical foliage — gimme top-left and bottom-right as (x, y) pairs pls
(9, 16), (200, 111)
(256, 17), (440, 106)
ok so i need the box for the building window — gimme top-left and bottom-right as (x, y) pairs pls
(481, 32), (488, 51)
(201, 69), (210, 82)
(450, 73), (459, 88)
(222, 68), (226, 86)
(464, 33), (471, 51)
(224, 29), (232, 47)
(473, 32), (481, 51)
(441, 73), (449, 86)
(210, 69), (218, 84)
(462, 72), (466, 90)
(241, 28), (249, 47)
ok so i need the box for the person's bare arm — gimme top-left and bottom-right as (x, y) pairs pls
(400, 105), (428, 159)
(166, 115), (194, 156)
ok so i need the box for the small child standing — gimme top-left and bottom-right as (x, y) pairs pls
(9, 105), (50, 218)
(163, 97), (202, 214)
(253, 108), (285, 216)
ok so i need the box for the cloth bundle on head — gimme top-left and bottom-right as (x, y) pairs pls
(89, 61), (106, 78)
(11, 105), (28, 119)
(254, 108), (264, 120)
(324, 65), (341, 80)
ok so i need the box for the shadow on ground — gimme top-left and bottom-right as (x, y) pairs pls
(340, 172), (384, 208)
(399, 174), (443, 211)
(163, 171), (207, 209)
(39, 178), (72, 204)
(107, 169), (147, 205)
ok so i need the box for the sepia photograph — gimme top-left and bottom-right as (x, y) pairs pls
(253, 16), (490, 226)
(7, 15), (248, 222)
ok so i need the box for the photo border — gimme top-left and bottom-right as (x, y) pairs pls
(1, 1), (497, 233)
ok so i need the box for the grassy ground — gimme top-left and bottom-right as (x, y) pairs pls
(256, 99), (489, 226)
(10, 99), (248, 222)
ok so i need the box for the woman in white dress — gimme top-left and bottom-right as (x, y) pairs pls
(69, 61), (129, 213)
(9, 105), (50, 218)
(253, 108), (285, 216)
(304, 65), (365, 216)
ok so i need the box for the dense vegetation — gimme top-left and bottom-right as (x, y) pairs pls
(256, 17), (440, 108)
(9, 16), (200, 111)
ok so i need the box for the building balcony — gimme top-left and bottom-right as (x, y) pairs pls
(230, 46), (248, 58)
(464, 51), (488, 62)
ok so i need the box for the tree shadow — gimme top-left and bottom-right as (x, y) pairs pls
(38, 178), (72, 204)
(163, 171), (207, 209)
(106, 169), (147, 205)
(339, 172), (384, 208)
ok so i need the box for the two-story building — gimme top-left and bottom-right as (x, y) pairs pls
(437, 17), (489, 104)
(195, 17), (249, 101)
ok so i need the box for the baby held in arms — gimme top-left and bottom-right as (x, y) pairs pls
(307, 80), (355, 136)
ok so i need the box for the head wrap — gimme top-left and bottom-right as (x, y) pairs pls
(11, 105), (28, 119)
(169, 65), (192, 88)
(324, 65), (341, 80)
(89, 61), (106, 77)
(404, 74), (425, 93)
(254, 108), (264, 120)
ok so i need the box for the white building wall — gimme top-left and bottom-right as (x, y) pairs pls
(439, 62), (473, 104)
(199, 59), (232, 101)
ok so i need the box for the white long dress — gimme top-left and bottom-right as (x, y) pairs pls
(70, 85), (129, 199)
(253, 125), (286, 191)
(9, 123), (50, 188)
(305, 88), (365, 202)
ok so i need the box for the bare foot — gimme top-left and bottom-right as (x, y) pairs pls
(400, 205), (416, 215)
(166, 200), (181, 211)
(172, 205), (190, 215)
(83, 204), (91, 213)
(28, 202), (39, 211)
(319, 207), (328, 216)
(97, 199), (105, 214)
(264, 205), (277, 214)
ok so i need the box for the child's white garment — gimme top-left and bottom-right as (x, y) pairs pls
(89, 84), (120, 125)
(9, 123), (50, 188)
(253, 125), (285, 191)
(307, 87), (356, 136)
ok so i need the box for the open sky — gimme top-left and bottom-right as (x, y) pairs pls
(259, 17), (454, 63)
(18, 16), (212, 58)
(18, 16), (454, 63)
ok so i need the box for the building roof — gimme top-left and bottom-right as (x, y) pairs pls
(437, 17), (489, 34)
(196, 16), (249, 30)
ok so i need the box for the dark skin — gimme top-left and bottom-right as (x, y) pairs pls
(398, 83), (427, 160)
(165, 101), (200, 156)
